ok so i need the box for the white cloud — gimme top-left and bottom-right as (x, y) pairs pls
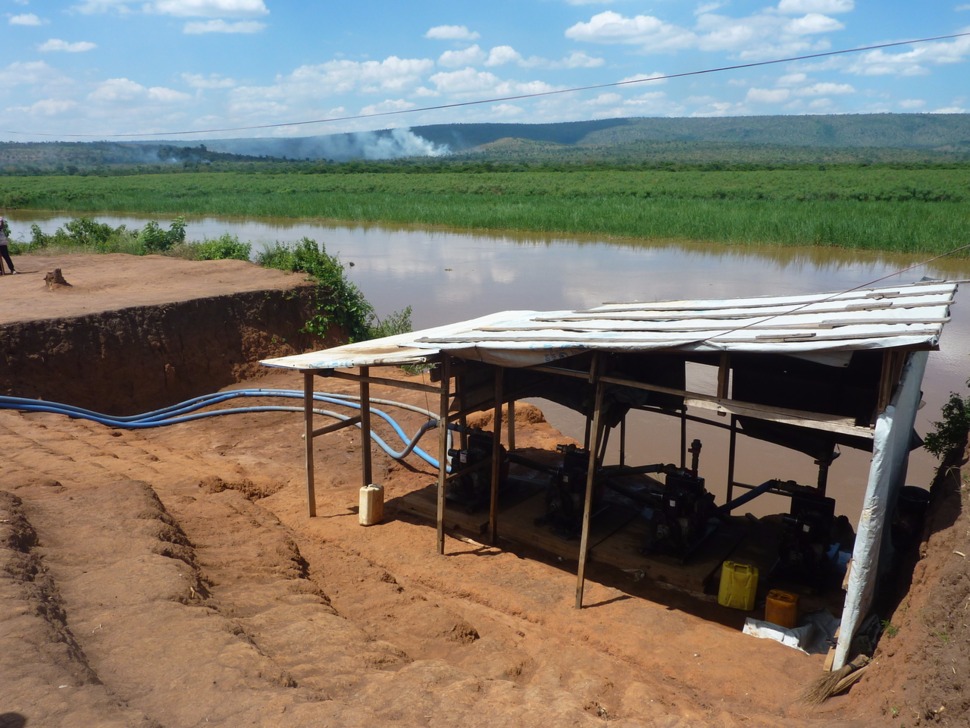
(71, 0), (136, 13)
(182, 72), (236, 89)
(488, 103), (525, 119)
(38, 39), (97, 52)
(898, 99), (925, 110)
(145, 0), (268, 17)
(19, 98), (78, 116)
(229, 56), (435, 118)
(9, 13), (43, 26)
(565, 11), (696, 50)
(794, 81), (854, 95)
(438, 45), (486, 68)
(147, 86), (192, 102)
(777, 0), (853, 14)
(847, 36), (970, 77)
(183, 19), (265, 33)
(425, 25), (480, 41)
(784, 13), (844, 35)
(428, 68), (503, 96)
(0, 60), (66, 88)
(428, 67), (557, 98)
(557, 51), (605, 69)
(89, 77), (146, 102)
(359, 98), (416, 116)
(746, 87), (791, 103)
(87, 78), (188, 104)
(485, 46), (523, 67)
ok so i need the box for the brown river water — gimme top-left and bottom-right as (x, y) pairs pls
(14, 213), (970, 522)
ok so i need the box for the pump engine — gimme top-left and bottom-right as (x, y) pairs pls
(445, 429), (507, 513)
(641, 440), (718, 559)
(542, 444), (599, 539)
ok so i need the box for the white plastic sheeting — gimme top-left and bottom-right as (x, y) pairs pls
(833, 351), (928, 670)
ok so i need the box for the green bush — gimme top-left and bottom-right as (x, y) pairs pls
(138, 215), (186, 252)
(191, 233), (252, 261)
(258, 238), (411, 343)
(924, 378), (970, 459)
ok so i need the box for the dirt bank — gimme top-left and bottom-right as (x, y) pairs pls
(0, 253), (966, 727)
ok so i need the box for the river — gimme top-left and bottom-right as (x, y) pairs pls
(10, 212), (970, 520)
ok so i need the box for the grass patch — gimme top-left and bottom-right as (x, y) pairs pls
(3, 165), (970, 256)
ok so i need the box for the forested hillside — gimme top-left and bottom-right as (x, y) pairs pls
(1, 113), (968, 173)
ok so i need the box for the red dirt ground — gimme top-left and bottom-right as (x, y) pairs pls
(1, 253), (966, 727)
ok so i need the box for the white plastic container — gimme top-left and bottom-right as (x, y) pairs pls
(359, 484), (384, 526)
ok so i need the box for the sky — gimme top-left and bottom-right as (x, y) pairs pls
(1, 0), (969, 143)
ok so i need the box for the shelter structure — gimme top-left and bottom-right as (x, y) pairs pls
(262, 280), (958, 671)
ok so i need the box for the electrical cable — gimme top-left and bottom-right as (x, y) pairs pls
(0, 389), (450, 470)
(5, 30), (969, 140)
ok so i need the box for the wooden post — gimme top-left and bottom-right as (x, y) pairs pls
(436, 356), (451, 555)
(680, 409), (687, 470)
(619, 414), (627, 468)
(303, 370), (317, 517)
(717, 352), (730, 417)
(507, 398), (516, 453)
(726, 415), (738, 504)
(489, 367), (504, 545)
(576, 354), (606, 609)
(359, 365), (373, 488)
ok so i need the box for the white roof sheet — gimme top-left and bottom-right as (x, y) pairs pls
(261, 280), (958, 371)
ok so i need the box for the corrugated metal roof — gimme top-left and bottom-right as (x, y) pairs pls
(261, 280), (958, 371)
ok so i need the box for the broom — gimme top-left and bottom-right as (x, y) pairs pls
(801, 654), (871, 705)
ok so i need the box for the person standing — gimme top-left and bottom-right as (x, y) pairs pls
(0, 217), (16, 274)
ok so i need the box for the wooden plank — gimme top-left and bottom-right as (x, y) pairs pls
(591, 516), (747, 593)
(399, 471), (548, 538)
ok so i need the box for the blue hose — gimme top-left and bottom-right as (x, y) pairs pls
(0, 389), (448, 470)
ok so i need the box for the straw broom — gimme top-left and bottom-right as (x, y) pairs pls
(801, 655), (871, 705)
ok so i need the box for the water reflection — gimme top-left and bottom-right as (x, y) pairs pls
(12, 211), (970, 511)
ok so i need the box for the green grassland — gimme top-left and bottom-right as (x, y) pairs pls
(2, 164), (969, 255)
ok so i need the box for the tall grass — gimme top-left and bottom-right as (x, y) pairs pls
(2, 165), (969, 255)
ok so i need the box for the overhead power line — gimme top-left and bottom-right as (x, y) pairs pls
(5, 30), (970, 139)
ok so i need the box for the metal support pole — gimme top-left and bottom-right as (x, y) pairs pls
(576, 354), (606, 609)
(359, 365), (373, 488)
(303, 370), (317, 517)
(436, 356), (451, 555)
(488, 367), (504, 545)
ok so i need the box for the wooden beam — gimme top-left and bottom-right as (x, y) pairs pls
(322, 368), (440, 394)
(311, 415), (361, 438)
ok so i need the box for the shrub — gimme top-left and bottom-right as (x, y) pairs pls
(257, 238), (411, 343)
(923, 378), (970, 459)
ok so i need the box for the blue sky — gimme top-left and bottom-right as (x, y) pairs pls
(1, 0), (968, 143)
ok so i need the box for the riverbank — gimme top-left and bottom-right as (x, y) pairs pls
(1, 253), (966, 726)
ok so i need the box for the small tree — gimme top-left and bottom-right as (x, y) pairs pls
(923, 378), (970, 459)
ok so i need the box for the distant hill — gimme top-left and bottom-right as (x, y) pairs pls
(1, 114), (969, 172)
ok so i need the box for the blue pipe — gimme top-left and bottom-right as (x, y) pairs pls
(0, 389), (448, 470)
